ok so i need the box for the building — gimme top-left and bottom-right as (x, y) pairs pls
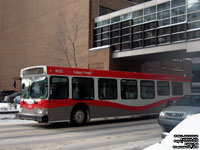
(0, 0), (136, 90)
(90, 0), (200, 76)
(0, 0), (199, 90)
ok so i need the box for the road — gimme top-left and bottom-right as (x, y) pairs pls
(0, 116), (162, 150)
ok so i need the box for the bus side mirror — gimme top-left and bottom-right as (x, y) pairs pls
(13, 80), (16, 88)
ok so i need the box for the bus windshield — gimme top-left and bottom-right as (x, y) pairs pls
(21, 76), (48, 99)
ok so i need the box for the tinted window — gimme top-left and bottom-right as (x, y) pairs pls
(157, 81), (170, 96)
(175, 95), (200, 107)
(99, 79), (117, 100)
(121, 80), (137, 99)
(72, 77), (94, 100)
(172, 82), (183, 95)
(141, 81), (155, 99)
(50, 77), (68, 99)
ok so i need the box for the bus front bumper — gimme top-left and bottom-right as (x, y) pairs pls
(16, 113), (49, 123)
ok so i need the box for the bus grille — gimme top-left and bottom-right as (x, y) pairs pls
(166, 112), (184, 118)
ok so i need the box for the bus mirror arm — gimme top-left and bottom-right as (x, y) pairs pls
(13, 77), (21, 88)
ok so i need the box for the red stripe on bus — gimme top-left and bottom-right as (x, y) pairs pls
(20, 97), (180, 111)
(47, 66), (190, 82)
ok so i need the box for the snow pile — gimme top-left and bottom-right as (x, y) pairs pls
(0, 103), (19, 113)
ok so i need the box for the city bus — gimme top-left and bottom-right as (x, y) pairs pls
(16, 65), (190, 124)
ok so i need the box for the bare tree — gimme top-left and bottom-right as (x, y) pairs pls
(45, 11), (83, 68)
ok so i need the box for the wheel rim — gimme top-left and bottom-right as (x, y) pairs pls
(74, 110), (85, 124)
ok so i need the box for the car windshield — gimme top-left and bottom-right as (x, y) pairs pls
(21, 76), (48, 99)
(174, 95), (200, 107)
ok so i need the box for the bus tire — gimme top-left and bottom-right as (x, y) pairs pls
(71, 109), (87, 125)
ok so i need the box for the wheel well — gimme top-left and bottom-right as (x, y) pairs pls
(71, 103), (90, 120)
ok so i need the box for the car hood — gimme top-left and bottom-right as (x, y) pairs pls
(162, 106), (200, 114)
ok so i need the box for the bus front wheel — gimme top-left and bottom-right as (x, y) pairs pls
(71, 109), (87, 125)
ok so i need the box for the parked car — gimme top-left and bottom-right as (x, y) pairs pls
(3, 92), (20, 103)
(0, 90), (16, 102)
(158, 93), (200, 132)
(143, 113), (200, 150)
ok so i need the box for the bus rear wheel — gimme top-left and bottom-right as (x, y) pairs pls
(71, 109), (87, 125)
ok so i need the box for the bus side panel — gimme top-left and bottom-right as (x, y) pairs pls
(48, 106), (73, 122)
(89, 103), (166, 119)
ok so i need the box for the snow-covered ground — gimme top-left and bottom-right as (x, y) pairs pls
(0, 103), (19, 121)
(0, 103), (19, 113)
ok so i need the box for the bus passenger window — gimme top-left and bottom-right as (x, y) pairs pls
(141, 80), (155, 99)
(157, 81), (170, 96)
(172, 82), (183, 95)
(72, 77), (94, 100)
(50, 77), (69, 99)
(98, 79), (117, 100)
(121, 79), (137, 99)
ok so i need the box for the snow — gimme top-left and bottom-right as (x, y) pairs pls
(0, 103), (19, 121)
(0, 103), (19, 113)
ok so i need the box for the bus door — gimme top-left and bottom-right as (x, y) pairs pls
(49, 76), (70, 122)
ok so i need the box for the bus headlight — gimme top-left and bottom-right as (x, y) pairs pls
(37, 109), (43, 114)
(159, 112), (166, 118)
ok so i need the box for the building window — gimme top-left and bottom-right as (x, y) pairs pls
(111, 16), (120, 23)
(122, 28), (131, 35)
(188, 11), (200, 22)
(122, 35), (131, 42)
(157, 2), (170, 12)
(102, 26), (109, 33)
(111, 37), (120, 44)
(144, 30), (156, 39)
(187, 30), (200, 40)
(172, 15), (186, 24)
(171, 0), (186, 8)
(50, 77), (68, 99)
(121, 20), (132, 28)
(133, 33), (143, 40)
(171, 6), (186, 17)
(187, 2), (200, 13)
(157, 36), (171, 44)
(171, 24), (186, 33)
(172, 82), (183, 95)
(172, 33), (186, 42)
(111, 23), (120, 30)
(98, 79), (117, 100)
(72, 77), (94, 100)
(141, 81), (155, 99)
(122, 42), (131, 50)
(144, 38), (156, 46)
(157, 81), (170, 96)
(132, 40), (143, 48)
(188, 21), (200, 30)
(157, 27), (171, 36)
(158, 19), (170, 27)
(121, 79), (137, 99)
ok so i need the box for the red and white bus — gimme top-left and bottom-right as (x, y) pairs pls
(16, 65), (190, 124)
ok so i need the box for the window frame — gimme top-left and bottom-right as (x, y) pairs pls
(98, 78), (118, 100)
(72, 77), (94, 100)
(121, 79), (138, 100)
(157, 81), (170, 96)
(50, 76), (69, 99)
(172, 82), (183, 96)
(140, 80), (155, 99)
